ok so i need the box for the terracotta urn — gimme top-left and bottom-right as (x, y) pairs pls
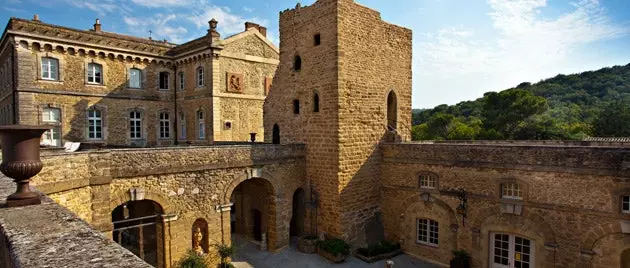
(0, 125), (49, 207)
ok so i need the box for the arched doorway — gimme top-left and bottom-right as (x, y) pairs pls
(290, 188), (306, 237)
(387, 91), (397, 130)
(272, 124), (280, 144)
(230, 177), (276, 250)
(112, 200), (163, 267)
(622, 249), (630, 268)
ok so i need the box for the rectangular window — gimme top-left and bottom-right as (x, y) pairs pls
(502, 183), (522, 200)
(314, 34), (321, 46)
(178, 72), (185, 91)
(41, 108), (61, 147)
(159, 72), (170, 90)
(179, 113), (186, 139)
(293, 100), (300, 114)
(41, 58), (59, 80)
(159, 112), (170, 139)
(197, 111), (205, 139)
(129, 68), (142, 88)
(417, 219), (439, 246)
(87, 109), (103, 140)
(129, 111), (142, 139)
(87, 63), (102, 84)
(623, 196), (630, 213)
(419, 175), (437, 189)
(197, 67), (204, 87)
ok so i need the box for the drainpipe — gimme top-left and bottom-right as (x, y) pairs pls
(173, 64), (178, 145)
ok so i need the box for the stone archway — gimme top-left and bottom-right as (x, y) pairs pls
(290, 188), (306, 237)
(230, 177), (276, 251)
(111, 199), (164, 268)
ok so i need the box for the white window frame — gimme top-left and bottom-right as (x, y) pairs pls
(416, 218), (438, 247)
(419, 174), (437, 189)
(87, 108), (103, 140)
(87, 63), (103, 84)
(197, 110), (205, 139)
(159, 112), (170, 139)
(179, 112), (186, 139)
(623, 195), (630, 214)
(179, 72), (185, 91)
(159, 72), (170, 91)
(128, 68), (142, 89)
(41, 107), (61, 147)
(129, 111), (142, 140)
(490, 233), (534, 268)
(501, 183), (523, 200)
(196, 67), (204, 87)
(41, 57), (59, 81)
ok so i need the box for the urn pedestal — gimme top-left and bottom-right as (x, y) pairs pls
(0, 125), (49, 207)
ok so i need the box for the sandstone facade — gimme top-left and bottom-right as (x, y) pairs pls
(0, 17), (278, 146)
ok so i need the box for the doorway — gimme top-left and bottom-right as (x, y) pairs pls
(490, 233), (534, 268)
(290, 188), (305, 237)
(253, 209), (262, 241)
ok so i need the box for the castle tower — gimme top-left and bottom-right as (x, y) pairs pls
(264, 0), (412, 245)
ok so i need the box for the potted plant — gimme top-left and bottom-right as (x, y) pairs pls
(175, 249), (208, 268)
(215, 243), (235, 268)
(317, 238), (350, 263)
(450, 249), (470, 268)
(355, 240), (402, 263)
(297, 235), (319, 254)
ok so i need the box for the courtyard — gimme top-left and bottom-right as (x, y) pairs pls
(231, 235), (440, 268)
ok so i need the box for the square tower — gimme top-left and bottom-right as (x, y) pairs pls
(264, 0), (412, 245)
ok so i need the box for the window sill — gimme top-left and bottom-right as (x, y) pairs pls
(126, 87), (145, 91)
(499, 198), (525, 204)
(415, 241), (438, 248)
(86, 84), (106, 88)
(38, 79), (63, 84)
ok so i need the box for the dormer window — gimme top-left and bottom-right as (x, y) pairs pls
(501, 182), (522, 200)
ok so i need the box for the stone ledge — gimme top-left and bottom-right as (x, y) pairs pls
(0, 176), (152, 268)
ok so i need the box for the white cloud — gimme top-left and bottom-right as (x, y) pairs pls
(185, 4), (269, 36)
(243, 6), (255, 13)
(63, 0), (131, 17)
(130, 0), (195, 8)
(415, 0), (629, 107)
(123, 14), (188, 43)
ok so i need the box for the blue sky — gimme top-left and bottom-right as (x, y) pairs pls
(2, 0), (630, 108)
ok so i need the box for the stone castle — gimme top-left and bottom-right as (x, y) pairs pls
(0, 1), (629, 268)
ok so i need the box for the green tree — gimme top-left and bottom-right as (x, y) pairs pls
(482, 89), (548, 138)
(594, 101), (630, 137)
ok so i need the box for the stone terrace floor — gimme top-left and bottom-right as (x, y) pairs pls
(231, 235), (440, 268)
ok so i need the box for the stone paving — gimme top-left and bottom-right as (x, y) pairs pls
(231, 235), (441, 268)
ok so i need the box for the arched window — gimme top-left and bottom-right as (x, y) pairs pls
(313, 93), (320, 113)
(128, 68), (142, 88)
(197, 110), (205, 139)
(87, 107), (103, 140)
(294, 55), (302, 71)
(87, 63), (103, 84)
(387, 91), (397, 130)
(196, 67), (204, 87)
(41, 57), (59, 80)
(159, 112), (170, 139)
(272, 124), (280, 144)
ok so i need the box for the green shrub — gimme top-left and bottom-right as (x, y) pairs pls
(452, 249), (470, 259)
(214, 243), (235, 267)
(175, 249), (208, 268)
(318, 238), (350, 256)
(357, 240), (401, 257)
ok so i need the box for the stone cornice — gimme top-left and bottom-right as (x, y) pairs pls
(219, 51), (280, 65)
(18, 88), (171, 102)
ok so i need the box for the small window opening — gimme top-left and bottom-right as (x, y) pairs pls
(314, 34), (321, 46)
(293, 100), (300, 114)
(313, 93), (320, 112)
(294, 55), (302, 71)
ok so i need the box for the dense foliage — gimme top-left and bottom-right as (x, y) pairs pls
(318, 238), (350, 256)
(356, 240), (400, 257)
(176, 249), (208, 268)
(215, 243), (235, 268)
(412, 63), (630, 140)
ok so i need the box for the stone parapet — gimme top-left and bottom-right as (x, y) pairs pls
(0, 175), (153, 268)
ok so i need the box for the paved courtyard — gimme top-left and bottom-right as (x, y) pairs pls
(231, 235), (441, 268)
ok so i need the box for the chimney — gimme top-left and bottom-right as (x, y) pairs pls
(94, 19), (101, 32)
(32, 14), (40, 22)
(245, 22), (266, 37)
(259, 26), (267, 37)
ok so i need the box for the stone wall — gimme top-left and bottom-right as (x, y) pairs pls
(29, 144), (307, 267)
(381, 142), (630, 267)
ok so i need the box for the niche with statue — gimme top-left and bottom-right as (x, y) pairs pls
(192, 218), (209, 254)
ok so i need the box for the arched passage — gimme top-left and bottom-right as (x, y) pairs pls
(290, 188), (306, 237)
(272, 124), (280, 144)
(112, 200), (164, 267)
(387, 91), (397, 130)
(230, 177), (276, 250)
